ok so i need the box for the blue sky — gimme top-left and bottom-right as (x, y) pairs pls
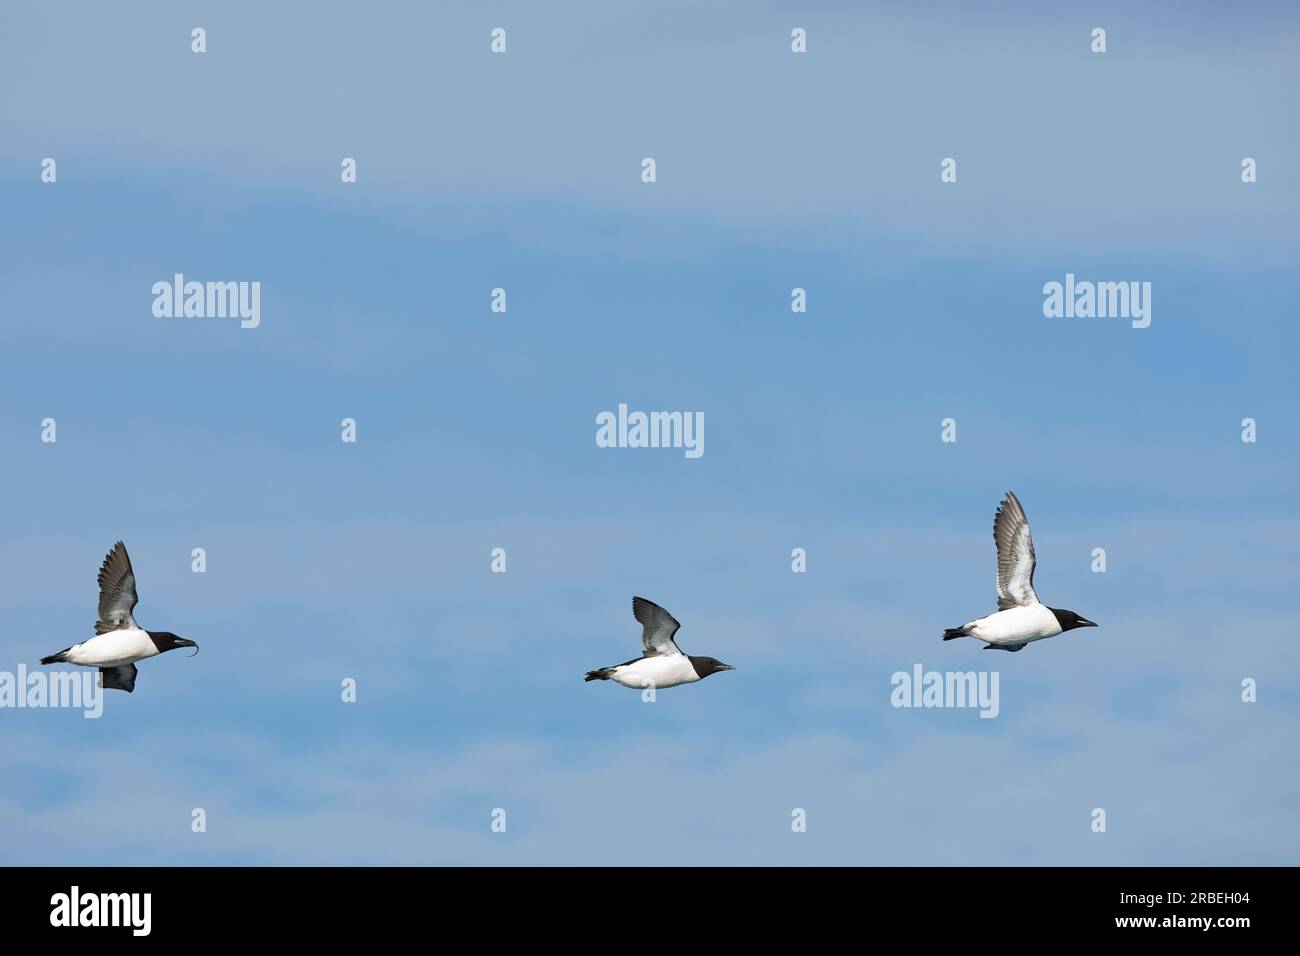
(1, 1), (1297, 864)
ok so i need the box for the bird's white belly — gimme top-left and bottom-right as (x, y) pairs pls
(968, 604), (1062, 645)
(66, 628), (158, 667)
(611, 654), (700, 690)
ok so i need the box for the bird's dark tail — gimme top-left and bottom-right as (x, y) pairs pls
(584, 667), (614, 682)
(942, 626), (971, 641)
(40, 647), (72, 665)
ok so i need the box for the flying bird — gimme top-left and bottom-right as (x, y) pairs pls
(942, 491), (1097, 652)
(585, 596), (734, 689)
(40, 541), (198, 692)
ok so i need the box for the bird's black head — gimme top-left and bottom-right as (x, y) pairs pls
(1048, 609), (1098, 632)
(688, 656), (736, 680)
(148, 631), (200, 656)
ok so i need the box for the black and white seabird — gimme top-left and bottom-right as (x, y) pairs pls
(942, 491), (1098, 652)
(40, 541), (198, 692)
(585, 596), (734, 689)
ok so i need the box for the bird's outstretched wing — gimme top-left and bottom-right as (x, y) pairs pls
(95, 541), (139, 634)
(632, 596), (683, 657)
(993, 491), (1038, 610)
(100, 663), (138, 693)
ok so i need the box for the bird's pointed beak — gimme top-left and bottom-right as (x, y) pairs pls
(1081, 619), (1099, 628)
(720, 663), (736, 671)
(181, 639), (200, 656)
